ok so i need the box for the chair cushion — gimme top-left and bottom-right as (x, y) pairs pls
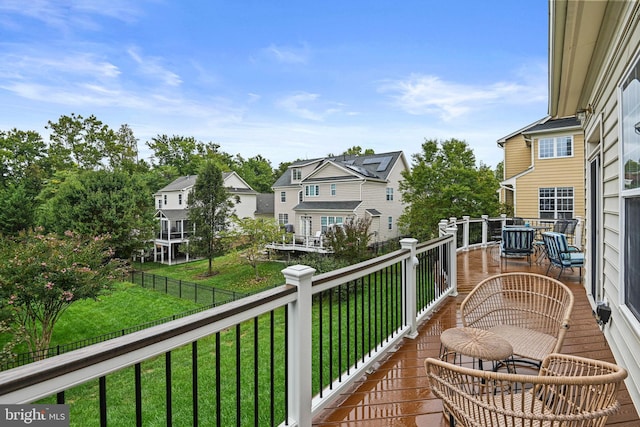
(489, 324), (557, 362)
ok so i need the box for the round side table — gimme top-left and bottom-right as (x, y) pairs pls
(440, 327), (513, 371)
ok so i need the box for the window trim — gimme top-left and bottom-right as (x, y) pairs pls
(619, 53), (640, 329)
(538, 187), (574, 219)
(330, 183), (336, 196)
(538, 135), (574, 159)
(305, 184), (320, 197)
(280, 191), (286, 203)
(386, 187), (394, 201)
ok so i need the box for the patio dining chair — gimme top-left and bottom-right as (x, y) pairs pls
(425, 353), (627, 427)
(501, 227), (535, 266)
(542, 232), (585, 279)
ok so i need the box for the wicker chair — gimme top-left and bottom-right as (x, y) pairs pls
(460, 272), (574, 365)
(425, 353), (627, 427)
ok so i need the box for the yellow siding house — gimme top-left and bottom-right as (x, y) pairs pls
(497, 116), (585, 221)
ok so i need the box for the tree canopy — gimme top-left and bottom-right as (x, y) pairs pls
(0, 229), (125, 357)
(399, 138), (500, 240)
(187, 161), (233, 275)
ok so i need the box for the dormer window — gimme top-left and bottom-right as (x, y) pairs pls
(292, 168), (302, 181)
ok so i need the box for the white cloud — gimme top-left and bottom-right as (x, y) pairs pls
(0, 0), (144, 31)
(263, 43), (310, 64)
(127, 47), (182, 87)
(276, 92), (343, 121)
(379, 73), (547, 121)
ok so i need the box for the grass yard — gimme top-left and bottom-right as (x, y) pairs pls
(133, 250), (288, 294)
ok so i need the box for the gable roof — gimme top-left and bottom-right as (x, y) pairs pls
(158, 175), (198, 192)
(156, 172), (256, 194)
(273, 151), (404, 187)
(497, 116), (581, 147)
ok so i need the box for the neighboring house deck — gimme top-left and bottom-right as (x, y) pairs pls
(152, 172), (268, 264)
(313, 248), (640, 426)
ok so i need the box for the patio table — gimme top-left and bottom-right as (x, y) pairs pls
(440, 327), (513, 372)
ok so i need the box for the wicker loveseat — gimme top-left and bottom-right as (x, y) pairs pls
(425, 353), (627, 427)
(460, 272), (574, 364)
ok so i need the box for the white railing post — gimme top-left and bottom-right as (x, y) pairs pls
(282, 264), (316, 427)
(438, 219), (449, 236)
(575, 216), (583, 247)
(500, 213), (507, 228)
(462, 216), (470, 251)
(445, 223), (458, 297)
(481, 214), (489, 247)
(400, 238), (419, 339)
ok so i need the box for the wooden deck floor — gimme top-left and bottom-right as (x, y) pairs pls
(313, 246), (640, 426)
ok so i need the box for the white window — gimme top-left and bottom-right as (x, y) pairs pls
(305, 185), (320, 197)
(158, 199), (162, 209)
(386, 187), (394, 201)
(291, 168), (302, 181)
(621, 57), (640, 322)
(388, 216), (393, 230)
(278, 213), (288, 225)
(539, 136), (573, 159)
(280, 191), (286, 203)
(330, 183), (336, 196)
(298, 191), (303, 203)
(178, 194), (182, 205)
(321, 216), (344, 233)
(163, 195), (167, 205)
(539, 187), (574, 219)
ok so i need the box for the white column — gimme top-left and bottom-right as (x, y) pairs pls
(445, 224), (458, 297)
(462, 215), (470, 251)
(282, 264), (316, 427)
(400, 238), (419, 338)
(481, 214), (489, 247)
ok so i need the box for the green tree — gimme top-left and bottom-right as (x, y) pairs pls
(0, 128), (48, 186)
(46, 113), (116, 171)
(399, 138), (500, 240)
(341, 146), (375, 156)
(0, 229), (125, 358)
(36, 169), (155, 258)
(232, 154), (275, 193)
(188, 162), (233, 276)
(0, 182), (37, 235)
(234, 217), (281, 279)
(106, 124), (140, 171)
(324, 217), (373, 263)
(146, 135), (233, 176)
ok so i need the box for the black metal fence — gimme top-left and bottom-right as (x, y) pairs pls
(1, 272), (248, 371)
(126, 270), (246, 305)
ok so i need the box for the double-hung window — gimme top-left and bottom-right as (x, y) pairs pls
(330, 183), (336, 196)
(305, 185), (320, 197)
(621, 55), (640, 322)
(178, 194), (182, 205)
(539, 187), (574, 219)
(280, 191), (286, 202)
(278, 213), (288, 225)
(386, 187), (394, 201)
(539, 136), (573, 159)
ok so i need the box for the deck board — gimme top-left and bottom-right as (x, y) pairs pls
(313, 246), (640, 426)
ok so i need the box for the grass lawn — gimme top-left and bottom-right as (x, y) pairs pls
(5, 251), (415, 426)
(132, 250), (288, 294)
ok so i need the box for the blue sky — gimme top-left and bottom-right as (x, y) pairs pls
(0, 1), (548, 168)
